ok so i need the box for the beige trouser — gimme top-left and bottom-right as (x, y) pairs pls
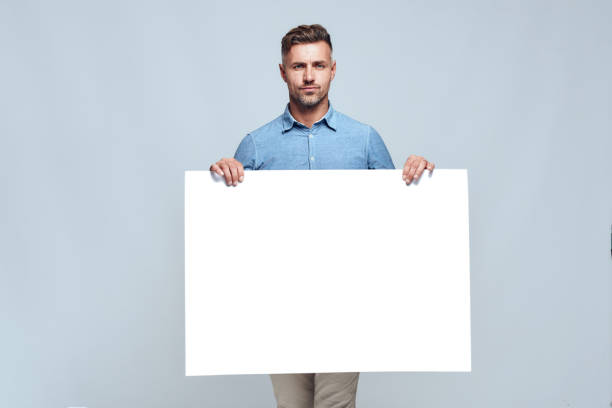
(269, 372), (360, 408)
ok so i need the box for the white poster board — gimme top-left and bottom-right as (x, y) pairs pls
(185, 169), (471, 376)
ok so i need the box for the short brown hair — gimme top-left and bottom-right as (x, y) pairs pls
(281, 24), (333, 64)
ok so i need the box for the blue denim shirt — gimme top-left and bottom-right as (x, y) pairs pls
(234, 102), (395, 170)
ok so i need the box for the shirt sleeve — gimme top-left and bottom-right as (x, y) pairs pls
(233, 133), (257, 170)
(367, 126), (395, 169)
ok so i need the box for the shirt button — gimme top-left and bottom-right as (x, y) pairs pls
(308, 134), (313, 138)
(310, 156), (315, 161)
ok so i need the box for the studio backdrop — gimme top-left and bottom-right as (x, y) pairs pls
(1, 1), (610, 407)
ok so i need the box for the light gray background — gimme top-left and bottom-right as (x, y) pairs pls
(1, 0), (610, 407)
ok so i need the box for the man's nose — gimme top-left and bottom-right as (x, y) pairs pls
(303, 65), (314, 82)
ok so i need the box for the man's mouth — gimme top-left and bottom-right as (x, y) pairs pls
(301, 87), (319, 91)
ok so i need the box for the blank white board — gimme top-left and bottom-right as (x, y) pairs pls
(185, 169), (471, 376)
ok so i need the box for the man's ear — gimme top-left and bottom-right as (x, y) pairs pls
(279, 63), (287, 83)
(330, 60), (336, 81)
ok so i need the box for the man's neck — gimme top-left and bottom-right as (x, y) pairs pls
(288, 98), (329, 129)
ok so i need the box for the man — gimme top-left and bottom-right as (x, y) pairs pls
(210, 24), (434, 408)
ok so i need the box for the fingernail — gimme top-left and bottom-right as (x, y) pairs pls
(239, 176), (244, 182)
(220, 171), (224, 176)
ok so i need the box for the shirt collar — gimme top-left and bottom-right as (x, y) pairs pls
(282, 101), (337, 132)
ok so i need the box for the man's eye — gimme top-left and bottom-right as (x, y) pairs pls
(317, 64), (325, 68)
(294, 64), (303, 68)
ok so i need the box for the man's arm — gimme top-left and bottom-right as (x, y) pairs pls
(209, 134), (256, 187)
(367, 126), (435, 184)
(233, 133), (257, 170)
(367, 126), (395, 169)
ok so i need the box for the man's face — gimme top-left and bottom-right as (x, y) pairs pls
(280, 41), (336, 108)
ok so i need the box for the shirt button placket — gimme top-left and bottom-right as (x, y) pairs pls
(308, 132), (314, 169)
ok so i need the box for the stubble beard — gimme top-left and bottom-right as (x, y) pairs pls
(296, 88), (327, 108)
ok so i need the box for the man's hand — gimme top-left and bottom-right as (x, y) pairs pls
(402, 155), (435, 185)
(210, 158), (244, 186)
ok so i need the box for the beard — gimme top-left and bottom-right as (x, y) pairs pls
(296, 88), (326, 107)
